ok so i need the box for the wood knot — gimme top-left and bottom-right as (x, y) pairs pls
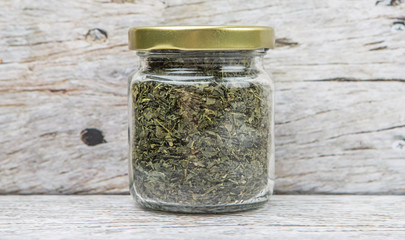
(80, 128), (107, 146)
(85, 28), (108, 43)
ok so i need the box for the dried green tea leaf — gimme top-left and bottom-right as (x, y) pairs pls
(131, 51), (272, 206)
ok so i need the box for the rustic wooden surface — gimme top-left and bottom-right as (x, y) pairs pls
(1, 0), (405, 194)
(1, 195), (404, 239)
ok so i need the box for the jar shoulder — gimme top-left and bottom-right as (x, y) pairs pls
(129, 68), (273, 87)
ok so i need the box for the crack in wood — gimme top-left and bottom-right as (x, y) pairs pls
(275, 109), (336, 125)
(93, 173), (128, 184)
(0, 104), (26, 107)
(110, 0), (136, 3)
(275, 38), (299, 48)
(0, 88), (81, 94)
(166, 3), (275, 21)
(165, 1), (205, 8)
(328, 124), (405, 140)
(364, 40), (385, 46)
(278, 171), (318, 179)
(39, 132), (58, 138)
(8, 40), (67, 47)
(343, 146), (376, 151)
(369, 46), (388, 51)
(305, 78), (405, 83)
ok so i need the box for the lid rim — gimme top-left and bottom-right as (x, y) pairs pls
(128, 25), (275, 51)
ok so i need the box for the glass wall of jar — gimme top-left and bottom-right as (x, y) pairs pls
(128, 26), (275, 213)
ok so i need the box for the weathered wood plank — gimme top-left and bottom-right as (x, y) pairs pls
(275, 81), (405, 193)
(0, 0), (404, 194)
(0, 195), (404, 239)
(164, 0), (405, 81)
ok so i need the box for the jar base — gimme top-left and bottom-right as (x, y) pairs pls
(130, 186), (270, 213)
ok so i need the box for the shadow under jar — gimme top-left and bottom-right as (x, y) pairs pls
(128, 26), (275, 213)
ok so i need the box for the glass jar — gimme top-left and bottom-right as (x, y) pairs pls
(128, 26), (275, 213)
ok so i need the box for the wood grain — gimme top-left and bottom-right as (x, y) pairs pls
(0, 0), (405, 194)
(1, 195), (405, 239)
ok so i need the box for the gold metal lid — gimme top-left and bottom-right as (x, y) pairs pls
(128, 26), (275, 51)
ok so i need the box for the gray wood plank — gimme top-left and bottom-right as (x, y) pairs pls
(0, 195), (404, 239)
(1, 0), (405, 194)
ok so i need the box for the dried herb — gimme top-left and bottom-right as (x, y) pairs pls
(130, 51), (271, 208)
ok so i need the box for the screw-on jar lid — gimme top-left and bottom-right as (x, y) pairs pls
(128, 26), (274, 51)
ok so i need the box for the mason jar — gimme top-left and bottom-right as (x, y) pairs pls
(128, 26), (275, 213)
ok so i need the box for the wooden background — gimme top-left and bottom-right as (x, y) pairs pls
(0, 0), (404, 194)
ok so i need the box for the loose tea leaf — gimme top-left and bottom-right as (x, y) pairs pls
(131, 51), (271, 206)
